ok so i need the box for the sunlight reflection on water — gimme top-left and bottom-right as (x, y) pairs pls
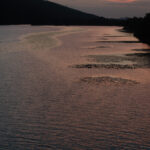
(0, 26), (150, 150)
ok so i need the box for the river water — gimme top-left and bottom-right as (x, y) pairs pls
(0, 26), (150, 150)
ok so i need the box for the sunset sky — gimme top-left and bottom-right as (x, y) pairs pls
(49, 0), (150, 18)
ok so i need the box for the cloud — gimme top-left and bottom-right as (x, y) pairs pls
(108, 0), (137, 3)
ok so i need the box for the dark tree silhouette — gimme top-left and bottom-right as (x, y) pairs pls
(124, 13), (150, 45)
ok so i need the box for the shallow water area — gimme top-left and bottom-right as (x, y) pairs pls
(0, 26), (150, 149)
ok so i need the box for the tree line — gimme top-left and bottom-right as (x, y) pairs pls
(124, 13), (150, 45)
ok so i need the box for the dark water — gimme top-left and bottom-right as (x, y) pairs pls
(0, 26), (150, 150)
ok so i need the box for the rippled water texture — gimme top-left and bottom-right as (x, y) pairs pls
(0, 26), (150, 150)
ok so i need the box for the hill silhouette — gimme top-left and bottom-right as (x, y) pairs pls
(0, 0), (105, 25)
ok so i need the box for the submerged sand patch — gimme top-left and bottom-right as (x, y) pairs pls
(87, 46), (108, 49)
(80, 76), (139, 85)
(73, 63), (139, 69)
(87, 55), (133, 63)
(132, 49), (150, 52)
(97, 41), (141, 43)
(103, 35), (128, 38)
(73, 52), (150, 69)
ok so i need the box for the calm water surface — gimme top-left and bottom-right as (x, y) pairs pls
(0, 26), (150, 150)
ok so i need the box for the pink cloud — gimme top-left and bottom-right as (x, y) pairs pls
(108, 0), (137, 3)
